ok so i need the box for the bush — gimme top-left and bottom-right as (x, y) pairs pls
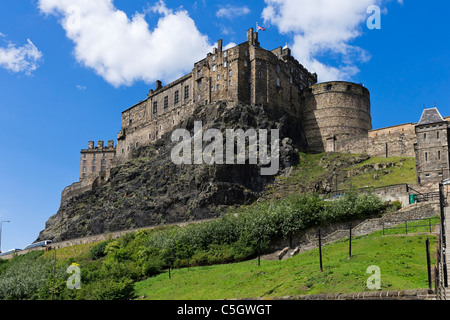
(89, 240), (112, 260)
(0, 251), (50, 300)
(83, 278), (135, 300)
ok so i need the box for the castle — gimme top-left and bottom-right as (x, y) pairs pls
(71, 28), (449, 202)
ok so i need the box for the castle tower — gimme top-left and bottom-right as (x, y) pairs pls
(414, 107), (450, 183)
(80, 140), (116, 181)
(300, 81), (372, 152)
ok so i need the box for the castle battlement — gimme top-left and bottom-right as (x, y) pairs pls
(115, 28), (319, 160)
(64, 28), (449, 208)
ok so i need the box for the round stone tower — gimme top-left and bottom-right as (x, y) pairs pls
(300, 81), (372, 152)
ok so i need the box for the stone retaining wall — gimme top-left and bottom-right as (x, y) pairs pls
(262, 289), (435, 300)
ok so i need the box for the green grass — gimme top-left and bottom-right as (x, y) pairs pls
(134, 231), (436, 300)
(264, 153), (417, 201)
(341, 156), (417, 189)
(382, 216), (440, 236)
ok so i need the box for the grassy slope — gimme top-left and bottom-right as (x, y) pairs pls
(1, 152), (423, 300)
(264, 153), (417, 200)
(341, 156), (417, 189)
(134, 231), (436, 300)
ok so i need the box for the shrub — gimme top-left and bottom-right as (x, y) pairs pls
(83, 278), (135, 300)
(89, 240), (112, 260)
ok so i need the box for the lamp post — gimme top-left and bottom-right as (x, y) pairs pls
(0, 221), (10, 253)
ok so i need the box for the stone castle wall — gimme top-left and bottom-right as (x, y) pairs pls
(300, 81), (372, 152)
(115, 28), (318, 162)
(334, 122), (417, 158)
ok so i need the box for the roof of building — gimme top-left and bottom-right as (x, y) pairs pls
(417, 107), (446, 126)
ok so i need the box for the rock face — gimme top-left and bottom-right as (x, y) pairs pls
(37, 101), (307, 242)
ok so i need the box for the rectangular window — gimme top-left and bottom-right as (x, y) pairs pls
(153, 101), (158, 115)
(223, 61), (227, 68)
(216, 84), (220, 91)
(184, 85), (189, 99)
(276, 77), (281, 87)
(92, 166), (96, 172)
(228, 80), (232, 86)
(83, 160), (86, 164)
(425, 152), (428, 162)
(82, 166), (86, 172)
(164, 96), (168, 109)
(83, 154), (86, 159)
(438, 150), (441, 160)
(437, 131), (440, 139)
(212, 64), (216, 72)
(424, 133), (426, 139)
(174, 91), (179, 104)
(229, 70), (232, 77)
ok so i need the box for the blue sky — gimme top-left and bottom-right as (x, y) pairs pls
(0, 0), (449, 251)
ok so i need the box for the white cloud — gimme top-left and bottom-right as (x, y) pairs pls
(262, 0), (385, 82)
(76, 84), (87, 91)
(216, 5), (250, 19)
(0, 38), (43, 75)
(38, 0), (214, 87)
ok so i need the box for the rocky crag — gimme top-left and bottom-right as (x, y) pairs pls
(37, 101), (306, 242)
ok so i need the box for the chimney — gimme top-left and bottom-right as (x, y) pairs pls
(253, 31), (260, 46)
(156, 80), (162, 90)
(108, 140), (114, 148)
(98, 141), (104, 149)
(88, 141), (94, 149)
(218, 39), (223, 52)
(247, 28), (254, 44)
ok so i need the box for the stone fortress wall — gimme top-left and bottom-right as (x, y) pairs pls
(300, 81), (372, 152)
(62, 28), (449, 206)
(115, 28), (318, 161)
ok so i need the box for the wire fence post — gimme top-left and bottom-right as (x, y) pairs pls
(348, 222), (352, 259)
(439, 182), (448, 287)
(426, 238), (432, 291)
(318, 228), (323, 272)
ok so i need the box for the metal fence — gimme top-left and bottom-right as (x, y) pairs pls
(382, 217), (440, 236)
(435, 182), (448, 300)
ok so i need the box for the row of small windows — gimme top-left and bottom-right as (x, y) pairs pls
(153, 86), (190, 115)
(82, 165), (107, 173)
(423, 131), (442, 140)
(83, 159), (109, 165)
(82, 152), (116, 159)
(424, 150), (442, 161)
(211, 80), (232, 91)
(420, 124), (444, 130)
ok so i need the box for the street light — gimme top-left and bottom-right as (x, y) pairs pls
(0, 221), (10, 253)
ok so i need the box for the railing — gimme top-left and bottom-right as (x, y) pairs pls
(434, 182), (448, 300)
(323, 183), (409, 199)
(416, 192), (440, 203)
(382, 217), (440, 236)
